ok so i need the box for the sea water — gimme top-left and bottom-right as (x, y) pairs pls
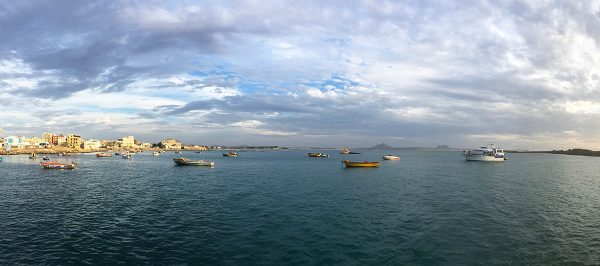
(0, 150), (599, 264)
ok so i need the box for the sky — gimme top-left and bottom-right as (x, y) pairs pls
(1, 0), (600, 149)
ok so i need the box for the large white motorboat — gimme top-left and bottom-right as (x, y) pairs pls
(463, 144), (508, 162)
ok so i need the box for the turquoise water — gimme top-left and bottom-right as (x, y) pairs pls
(1, 150), (599, 264)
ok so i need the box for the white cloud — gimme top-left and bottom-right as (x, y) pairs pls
(5, 1), (600, 148)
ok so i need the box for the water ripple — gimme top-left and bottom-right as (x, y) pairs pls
(0, 151), (599, 264)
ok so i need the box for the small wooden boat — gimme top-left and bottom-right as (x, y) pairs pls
(173, 157), (215, 167)
(96, 153), (112, 157)
(122, 154), (132, 159)
(308, 152), (329, 158)
(152, 151), (160, 156)
(342, 160), (380, 168)
(42, 156), (50, 161)
(383, 155), (400, 160)
(41, 162), (76, 169)
(223, 151), (238, 157)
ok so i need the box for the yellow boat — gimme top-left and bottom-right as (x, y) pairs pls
(342, 160), (380, 168)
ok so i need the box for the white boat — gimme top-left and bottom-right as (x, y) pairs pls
(464, 144), (507, 162)
(122, 151), (132, 159)
(383, 155), (400, 160)
(152, 151), (160, 156)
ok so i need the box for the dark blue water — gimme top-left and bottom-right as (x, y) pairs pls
(1, 150), (600, 264)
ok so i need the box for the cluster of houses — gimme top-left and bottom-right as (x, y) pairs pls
(0, 132), (208, 152)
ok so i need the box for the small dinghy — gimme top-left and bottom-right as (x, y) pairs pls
(173, 157), (215, 167)
(308, 152), (328, 158)
(223, 151), (238, 157)
(41, 162), (76, 170)
(342, 160), (380, 168)
(382, 155), (400, 160)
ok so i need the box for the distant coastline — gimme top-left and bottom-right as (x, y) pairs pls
(509, 149), (600, 157)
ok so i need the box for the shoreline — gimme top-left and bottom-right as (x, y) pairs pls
(508, 149), (600, 157)
(0, 147), (209, 156)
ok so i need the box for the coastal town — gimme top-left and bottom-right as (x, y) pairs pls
(0, 132), (211, 155)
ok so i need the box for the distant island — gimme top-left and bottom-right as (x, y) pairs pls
(368, 143), (459, 151)
(371, 143), (395, 150)
(548, 149), (600, 157)
(512, 148), (600, 157)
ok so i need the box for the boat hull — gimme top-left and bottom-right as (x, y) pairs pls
(464, 155), (506, 162)
(383, 155), (400, 160)
(41, 162), (75, 169)
(343, 160), (380, 168)
(173, 158), (215, 166)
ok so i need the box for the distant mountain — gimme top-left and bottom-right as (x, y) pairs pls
(370, 143), (396, 150)
(368, 143), (462, 151)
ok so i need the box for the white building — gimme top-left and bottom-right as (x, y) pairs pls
(3, 136), (27, 151)
(120, 136), (135, 148)
(141, 142), (152, 148)
(83, 139), (102, 150)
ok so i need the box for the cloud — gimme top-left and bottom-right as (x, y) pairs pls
(3, 1), (600, 149)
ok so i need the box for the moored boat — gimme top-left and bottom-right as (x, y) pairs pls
(340, 147), (361, 154)
(383, 155), (400, 160)
(40, 161), (76, 169)
(173, 157), (215, 167)
(464, 144), (508, 162)
(121, 151), (132, 159)
(96, 152), (112, 157)
(223, 151), (238, 157)
(42, 156), (50, 161)
(342, 160), (380, 168)
(308, 152), (329, 158)
(152, 151), (160, 156)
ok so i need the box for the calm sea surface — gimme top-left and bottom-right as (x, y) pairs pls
(1, 150), (599, 265)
